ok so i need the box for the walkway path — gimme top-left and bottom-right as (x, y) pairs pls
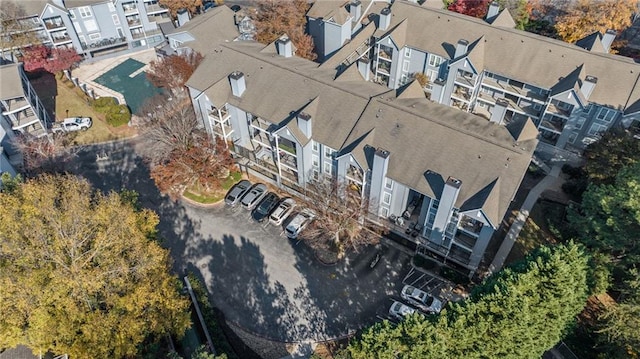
(488, 165), (564, 274)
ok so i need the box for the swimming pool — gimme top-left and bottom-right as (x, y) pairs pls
(94, 58), (163, 115)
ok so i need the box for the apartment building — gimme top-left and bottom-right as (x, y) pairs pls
(315, 1), (640, 154)
(185, 36), (536, 274)
(0, 0), (170, 62)
(0, 63), (53, 174)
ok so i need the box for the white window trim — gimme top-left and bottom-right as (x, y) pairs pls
(323, 162), (332, 174)
(568, 132), (578, 144)
(88, 33), (101, 40)
(402, 60), (409, 72)
(69, 11), (76, 20)
(108, 2), (116, 12)
(380, 207), (389, 218)
(312, 140), (318, 152)
(384, 177), (393, 190)
(112, 14), (120, 25)
(575, 117), (586, 130)
(324, 145), (334, 158)
(79, 6), (92, 18)
(588, 123), (607, 136)
(404, 47), (411, 57)
(312, 154), (319, 168)
(382, 192), (391, 205)
(428, 53), (442, 67)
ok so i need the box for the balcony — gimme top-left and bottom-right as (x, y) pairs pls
(346, 165), (363, 183)
(377, 45), (393, 61)
(122, 3), (139, 14)
(145, 3), (168, 14)
(454, 74), (475, 88)
(211, 122), (233, 139)
(450, 98), (469, 112)
(279, 150), (297, 170)
(51, 33), (71, 44)
(377, 61), (391, 75)
(127, 16), (142, 27)
(208, 107), (230, 122)
(458, 216), (482, 235)
(481, 77), (548, 102)
(251, 130), (272, 148)
(454, 231), (477, 250)
(1, 97), (30, 114)
(546, 101), (572, 118)
(452, 86), (471, 102)
(82, 37), (127, 51)
(540, 115), (565, 134)
(43, 17), (65, 30)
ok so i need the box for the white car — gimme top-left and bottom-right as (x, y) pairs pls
(400, 285), (443, 314)
(52, 117), (92, 133)
(284, 209), (315, 239)
(269, 198), (296, 226)
(389, 301), (415, 320)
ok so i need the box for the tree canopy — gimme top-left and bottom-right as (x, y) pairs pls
(0, 175), (190, 358)
(159, 0), (203, 17)
(253, 0), (317, 61)
(554, 0), (637, 43)
(582, 129), (640, 186)
(21, 45), (82, 74)
(568, 163), (640, 282)
(447, 0), (491, 18)
(348, 243), (589, 358)
(146, 51), (204, 94)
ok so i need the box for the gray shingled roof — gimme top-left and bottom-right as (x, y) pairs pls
(186, 41), (390, 150)
(378, 1), (640, 112)
(166, 6), (239, 54)
(342, 96), (536, 225)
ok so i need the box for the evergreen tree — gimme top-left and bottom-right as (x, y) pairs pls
(347, 243), (589, 358)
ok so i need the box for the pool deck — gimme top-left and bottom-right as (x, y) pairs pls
(72, 49), (158, 107)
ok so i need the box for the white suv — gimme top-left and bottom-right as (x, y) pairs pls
(52, 117), (92, 133)
(285, 209), (315, 239)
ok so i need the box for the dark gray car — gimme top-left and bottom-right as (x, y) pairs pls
(251, 192), (280, 222)
(225, 180), (252, 206)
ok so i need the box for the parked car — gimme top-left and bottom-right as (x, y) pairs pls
(400, 285), (443, 314)
(285, 209), (315, 239)
(52, 117), (92, 133)
(225, 180), (252, 206)
(388, 301), (415, 320)
(269, 198), (296, 226)
(252, 192), (280, 222)
(241, 183), (267, 210)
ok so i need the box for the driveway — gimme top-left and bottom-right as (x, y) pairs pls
(65, 139), (413, 342)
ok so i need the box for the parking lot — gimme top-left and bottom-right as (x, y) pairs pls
(68, 140), (454, 344)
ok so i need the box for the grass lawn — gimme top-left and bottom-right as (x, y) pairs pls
(505, 200), (561, 264)
(55, 78), (137, 145)
(183, 171), (242, 204)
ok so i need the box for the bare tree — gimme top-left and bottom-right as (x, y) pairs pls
(146, 51), (203, 94)
(136, 92), (202, 166)
(301, 175), (387, 257)
(11, 133), (78, 176)
(0, 1), (42, 60)
(136, 92), (235, 198)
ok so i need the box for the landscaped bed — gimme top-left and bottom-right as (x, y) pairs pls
(183, 171), (243, 204)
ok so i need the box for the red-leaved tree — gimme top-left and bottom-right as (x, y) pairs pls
(448, 0), (491, 18)
(146, 51), (203, 93)
(21, 45), (81, 75)
(150, 136), (235, 198)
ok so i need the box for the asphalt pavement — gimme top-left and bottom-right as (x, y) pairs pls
(64, 138), (413, 343)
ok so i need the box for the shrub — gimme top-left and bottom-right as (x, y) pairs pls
(105, 104), (131, 127)
(92, 96), (119, 112)
(413, 255), (438, 271)
(439, 267), (470, 285)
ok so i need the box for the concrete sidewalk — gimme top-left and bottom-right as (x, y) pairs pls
(488, 165), (564, 274)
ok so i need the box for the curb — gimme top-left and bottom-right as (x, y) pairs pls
(180, 194), (225, 209)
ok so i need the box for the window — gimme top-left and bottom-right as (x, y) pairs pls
(533, 103), (542, 111)
(383, 192), (391, 205)
(112, 14), (120, 25)
(428, 53), (442, 67)
(108, 2), (116, 12)
(88, 33), (101, 40)
(78, 35), (85, 44)
(324, 145), (334, 158)
(380, 207), (389, 218)
(69, 11), (76, 19)
(575, 117), (586, 130)
(312, 155), (319, 168)
(568, 132), (578, 144)
(402, 60), (409, 72)
(73, 22), (81, 33)
(384, 177), (393, 190)
(588, 123), (607, 136)
(312, 140), (318, 152)
(596, 107), (616, 122)
(400, 74), (409, 86)
(323, 162), (332, 174)
(404, 47), (411, 57)
(117, 27), (124, 38)
(79, 6), (92, 18)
